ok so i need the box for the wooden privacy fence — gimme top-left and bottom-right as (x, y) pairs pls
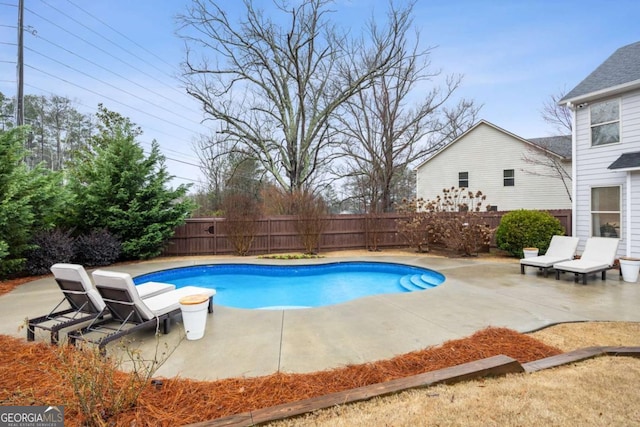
(161, 210), (572, 257)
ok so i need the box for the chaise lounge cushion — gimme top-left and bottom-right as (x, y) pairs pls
(50, 263), (175, 303)
(519, 236), (580, 269)
(521, 255), (572, 269)
(143, 286), (216, 316)
(92, 269), (215, 320)
(553, 237), (620, 276)
(136, 281), (177, 298)
(552, 259), (610, 273)
(50, 263), (105, 312)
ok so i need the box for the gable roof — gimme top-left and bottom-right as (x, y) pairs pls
(527, 136), (572, 159)
(561, 41), (640, 104)
(415, 120), (570, 170)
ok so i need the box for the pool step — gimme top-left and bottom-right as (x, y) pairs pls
(420, 274), (440, 288)
(399, 274), (437, 291)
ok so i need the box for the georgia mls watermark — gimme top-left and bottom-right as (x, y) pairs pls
(0, 406), (64, 427)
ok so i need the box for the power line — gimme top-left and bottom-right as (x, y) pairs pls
(27, 31), (201, 117)
(25, 63), (199, 134)
(35, 0), (192, 103)
(23, 66), (207, 166)
(21, 5), (210, 137)
(64, 0), (177, 70)
(25, 46), (199, 126)
(22, 82), (203, 166)
(7, 1), (210, 186)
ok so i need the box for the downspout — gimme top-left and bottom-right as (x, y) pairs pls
(569, 103), (578, 237)
(626, 172), (632, 256)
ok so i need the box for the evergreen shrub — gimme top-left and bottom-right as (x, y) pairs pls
(496, 210), (565, 257)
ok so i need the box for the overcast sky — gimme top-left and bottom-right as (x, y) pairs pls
(1, 0), (638, 190)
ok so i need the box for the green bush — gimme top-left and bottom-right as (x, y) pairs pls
(496, 210), (565, 257)
(66, 106), (194, 260)
(0, 128), (71, 278)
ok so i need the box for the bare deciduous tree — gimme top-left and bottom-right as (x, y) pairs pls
(194, 133), (264, 214)
(291, 189), (328, 254)
(178, 0), (410, 193)
(221, 193), (262, 256)
(521, 89), (573, 202)
(522, 138), (572, 202)
(541, 88), (573, 135)
(334, 6), (479, 213)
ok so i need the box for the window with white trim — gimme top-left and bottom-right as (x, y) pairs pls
(503, 169), (514, 186)
(458, 172), (468, 188)
(590, 99), (620, 146)
(591, 186), (620, 238)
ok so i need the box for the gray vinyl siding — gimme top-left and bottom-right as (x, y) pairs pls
(574, 90), (640, 257)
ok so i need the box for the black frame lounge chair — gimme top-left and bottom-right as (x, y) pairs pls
(520, 236), (580, 277)
(27, 264), (105, 344)
(68, 269), (215, 352)
(27, 264), (176, 345)
(553, 237), (620, 285)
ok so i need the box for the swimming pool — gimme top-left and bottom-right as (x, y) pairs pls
(134, 262), (445, 309)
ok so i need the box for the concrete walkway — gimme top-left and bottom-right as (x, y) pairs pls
(1, 252), (639, 381)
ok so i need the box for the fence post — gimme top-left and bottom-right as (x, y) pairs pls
(213, 220), (217, 255)
(268, 218), (271, 254)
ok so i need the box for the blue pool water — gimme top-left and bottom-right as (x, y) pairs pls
(134, 262), (445, 309)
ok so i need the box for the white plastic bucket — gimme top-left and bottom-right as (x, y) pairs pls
(179, 294), (210, 340)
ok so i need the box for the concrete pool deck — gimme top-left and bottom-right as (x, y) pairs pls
(1, 251), (639, 381)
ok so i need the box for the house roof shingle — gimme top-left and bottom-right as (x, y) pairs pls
(561, 41), (640, 102)
(527, 135), (572, 159)
(608, 151), (640, 171)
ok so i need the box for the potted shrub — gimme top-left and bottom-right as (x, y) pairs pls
(600, 223), (617, 237)
(619, 257), (640, 283)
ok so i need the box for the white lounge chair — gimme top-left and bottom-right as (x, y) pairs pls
(520, 236), (580, 277)
(553, 237), (620, 285)
(27, 263), (175, 344)
(68, 269), (215, 351)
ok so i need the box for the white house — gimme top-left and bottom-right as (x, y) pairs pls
(415, 120), (571, 211)
(560, 40), (640, 258)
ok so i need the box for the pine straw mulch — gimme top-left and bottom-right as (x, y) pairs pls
(0, 327), (561, 427)
(0, 275), (42, 295)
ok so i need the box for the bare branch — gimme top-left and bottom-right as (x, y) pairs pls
(541, 88), (572, 134)
(178, 0), (408, 193)
(334, 2), (480, 212)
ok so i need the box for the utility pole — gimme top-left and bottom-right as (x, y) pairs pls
(16, 0), (25, 126)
